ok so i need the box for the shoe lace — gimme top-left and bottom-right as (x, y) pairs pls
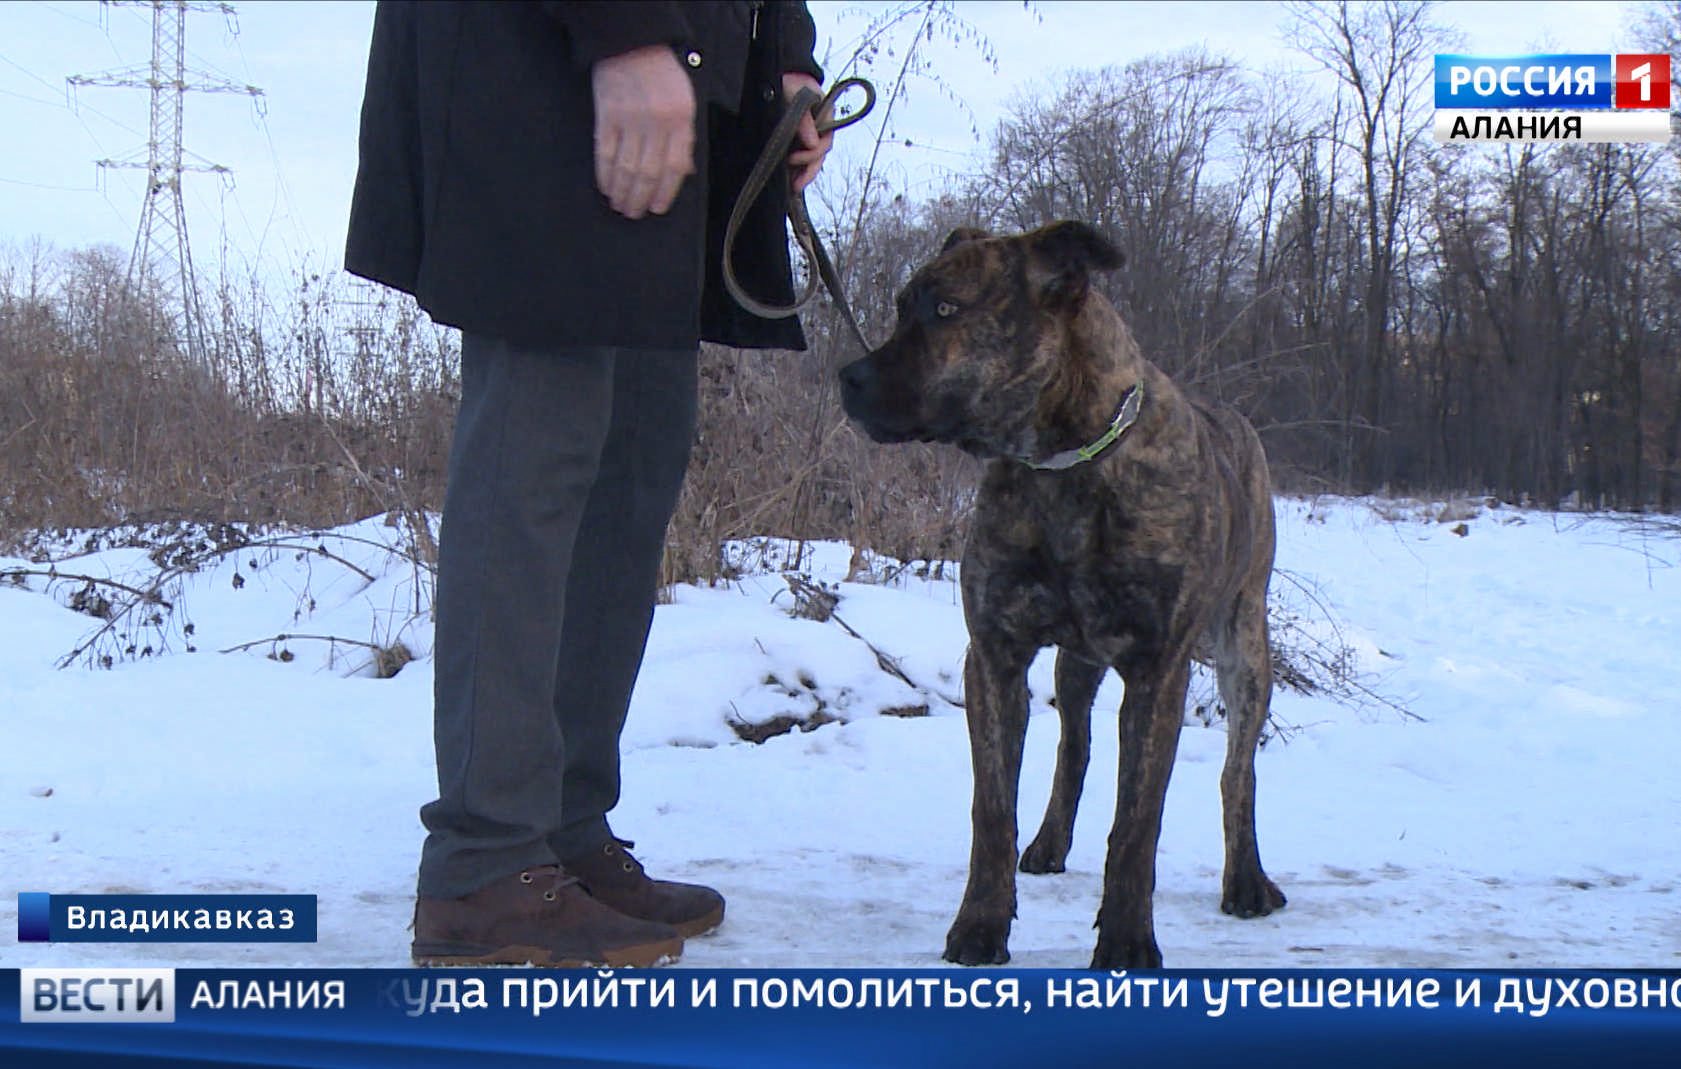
(518, 864), (581, 902)
(604, 837), (643, 875)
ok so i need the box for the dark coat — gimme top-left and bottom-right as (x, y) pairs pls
(344, 1), (821, 351)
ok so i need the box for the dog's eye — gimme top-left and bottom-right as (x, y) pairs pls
(935, 301), (958, 319)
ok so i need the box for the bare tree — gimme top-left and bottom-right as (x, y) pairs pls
(1286, 0), (1449, 486)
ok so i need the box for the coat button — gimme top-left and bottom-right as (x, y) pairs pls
(685, 50), (703, 68)
(762, 85), (776, 102)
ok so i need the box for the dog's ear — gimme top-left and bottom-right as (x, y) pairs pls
(1025, 221), (1124, 309)
(940, 226), (991, 254)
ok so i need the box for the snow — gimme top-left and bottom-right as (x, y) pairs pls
(1, 497), (1677, 969)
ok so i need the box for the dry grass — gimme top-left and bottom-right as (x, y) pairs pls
(0, 245), (453, 561)
(661, 340), (978, 591)
(0, 242), (970, 636)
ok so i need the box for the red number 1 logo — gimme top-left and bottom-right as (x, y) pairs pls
(1615, 54), (1671, 109)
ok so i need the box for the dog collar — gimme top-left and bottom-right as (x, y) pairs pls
(1023, 381), (1144, 471)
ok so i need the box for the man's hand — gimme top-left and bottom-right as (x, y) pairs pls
(782, 72), (833, 193)
(592, 45), (697, 219)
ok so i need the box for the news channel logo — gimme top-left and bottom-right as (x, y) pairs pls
(21, 968), (177, 1023)
(1434, 54), (1672, 144)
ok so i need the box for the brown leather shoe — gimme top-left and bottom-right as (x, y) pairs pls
(565, 839), (725, 938)
(412, 865), (683, 967)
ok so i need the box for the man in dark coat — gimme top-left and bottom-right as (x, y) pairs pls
(345, 0), (831, 967)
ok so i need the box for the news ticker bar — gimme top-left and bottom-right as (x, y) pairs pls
(1434, 110), (1674, 143)
(11, 967), (1681, 1024)
(16, 893), (316, 943)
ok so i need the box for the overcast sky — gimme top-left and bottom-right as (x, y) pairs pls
(0, 1), (1644, 287)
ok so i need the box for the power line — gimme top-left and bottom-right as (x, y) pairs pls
(0, 50), (64, 92)
(0, 83), (63, 107)
(225, 9), (311, 270)
(0, 175), (101, 191)
(38, 1), (110, 31)
(1, 46), (152, 198)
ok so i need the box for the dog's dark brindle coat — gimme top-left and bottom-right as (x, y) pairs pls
(839, 220), (1285, 969)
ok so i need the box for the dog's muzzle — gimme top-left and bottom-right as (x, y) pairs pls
(838, 355), (912, 443)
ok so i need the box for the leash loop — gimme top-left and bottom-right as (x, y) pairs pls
(811, 77), (874, 134)
(723, 77), (875, 354)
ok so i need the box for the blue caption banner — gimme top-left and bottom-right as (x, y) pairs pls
(1435, 54), (1614, 108)
(19, 894), (317, 943)
(4, 968), (1679, 1068)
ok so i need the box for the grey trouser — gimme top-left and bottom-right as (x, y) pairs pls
(418, 334), (697, 899)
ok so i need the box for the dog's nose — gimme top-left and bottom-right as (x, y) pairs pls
(838, 358), (872, 396)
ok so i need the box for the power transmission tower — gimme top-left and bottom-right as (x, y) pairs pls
(68, 0), (263, 368)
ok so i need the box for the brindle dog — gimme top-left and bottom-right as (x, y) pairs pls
(838, 220), (1286, 969)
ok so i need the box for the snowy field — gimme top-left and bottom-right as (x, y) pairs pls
(1, 496), (1677, 970)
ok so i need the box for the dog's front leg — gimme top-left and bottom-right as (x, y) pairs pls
(1092, 657), (1191, 969)
(944, 639), (1034, 965)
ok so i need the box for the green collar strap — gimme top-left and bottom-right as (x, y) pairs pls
(1022, 381), (1144, 471)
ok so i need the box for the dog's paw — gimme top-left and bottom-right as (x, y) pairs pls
(1018, 835), (1068, 875)
(943, 919), (1012, 966)
(1090, 932), (1163, 970)
(1221, 871), (1287, 919)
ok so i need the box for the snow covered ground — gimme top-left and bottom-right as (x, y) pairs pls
(2, 497), (1677, 970)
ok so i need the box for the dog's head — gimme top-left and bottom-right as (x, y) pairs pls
(838, 220), (1127, 459)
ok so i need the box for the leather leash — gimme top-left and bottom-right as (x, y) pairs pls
(722, 77), (876, 355)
